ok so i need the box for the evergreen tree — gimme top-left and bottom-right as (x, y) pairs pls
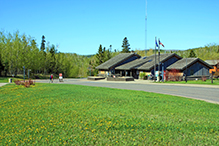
(40, 35), (46, 51)
(121, 37), (130, 53)
(49, 44), (56, 73)
(109, 45), (112, 52)
(96, 44), (104, 65)
(106, 45), (112, 61)
(189, 50), (197, 58)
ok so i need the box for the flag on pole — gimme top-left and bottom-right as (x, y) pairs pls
(159, 40), (165, 47)
(155, 39), (158, 47)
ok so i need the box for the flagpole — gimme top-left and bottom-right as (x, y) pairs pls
(158, 38), (160, 82)
(154, 37), (156, 81)
(145, 0), (147, 56)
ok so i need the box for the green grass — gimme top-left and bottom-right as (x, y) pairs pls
(0, 77), (22, 83)
(0, 75), (85, 83)
(0, 75), (53, 83)
(0, 84), (218, 145)
(157, 79), (219, 85)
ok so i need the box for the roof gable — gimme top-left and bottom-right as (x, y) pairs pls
(137, 53), (182, 71)
(115, 57), (151, 70)
(96, 53), (140, 70)
(205, 60), (219, 66)
(166, 58), (214, 70)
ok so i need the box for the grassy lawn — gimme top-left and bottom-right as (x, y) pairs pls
(0, 84), (218, 145)
(156, 79), (219, 85)
(0, 76), (50, 83)
(0, 77), (22, 83)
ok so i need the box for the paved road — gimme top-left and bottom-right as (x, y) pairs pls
(36, 78), (219, 104)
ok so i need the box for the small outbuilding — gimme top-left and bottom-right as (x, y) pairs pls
(205, 60), (219, 73)
(166, 58), (213, 79)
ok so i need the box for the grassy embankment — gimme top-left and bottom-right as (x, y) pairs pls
(0, 84), (218, 145)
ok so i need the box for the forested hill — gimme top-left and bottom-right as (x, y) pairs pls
(82, 54), (95, 58)
(135, 44), (219, 61)
(173, 44), (219, 60)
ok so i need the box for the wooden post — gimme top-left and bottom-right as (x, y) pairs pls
(211, 73), (213, 84)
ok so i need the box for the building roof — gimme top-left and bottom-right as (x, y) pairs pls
(95, 53), (140, 70)
(205, 60), (219, 66)
(166, 58), (213, 70)
(115, 56), (150, 70)
(137, 53), (182, 71)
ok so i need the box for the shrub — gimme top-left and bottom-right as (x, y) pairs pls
(202, 76), (207, 81)
(14, 79), (35, 87)
(139, 72), (146, 79)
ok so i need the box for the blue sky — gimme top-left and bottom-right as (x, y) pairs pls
(1, 0), (219, 55)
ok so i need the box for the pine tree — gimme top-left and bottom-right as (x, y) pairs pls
(189, 50), (197, 58)
(49, 44), (56, 73)
(121, 37), (130, 53)
(96, 44), (104, 65)
(40, 35), (46, 52)
(106, 45), (112, 61)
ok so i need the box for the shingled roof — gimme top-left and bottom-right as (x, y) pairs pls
(96, 53), (140, 70)
(137, 53), (182, 71)
(115, 56), (150, 70)
(205, 60), (219, 66)
(166, 58), (213, 70)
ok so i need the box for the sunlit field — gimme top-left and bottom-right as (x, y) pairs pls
(0, 83), (218, 145)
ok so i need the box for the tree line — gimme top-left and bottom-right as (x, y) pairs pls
(0, 31), (131, 78)
(0, 31), (90, 78)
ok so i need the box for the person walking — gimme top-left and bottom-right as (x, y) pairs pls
(50, 74), (54, 83)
